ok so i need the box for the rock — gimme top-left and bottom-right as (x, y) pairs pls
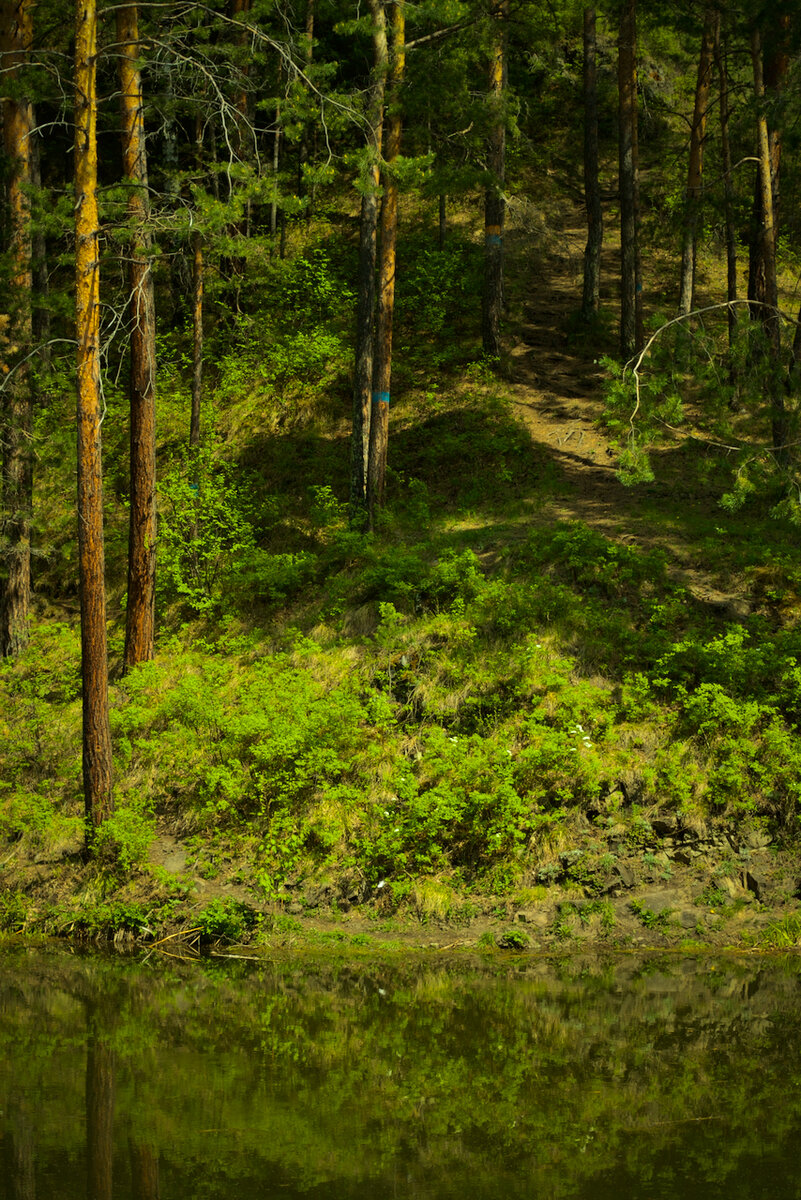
(744, 829), (772, 850)
(287, 902), (304, 916)
(679, 910), (699, 929)
(651, 814), (678, 837)
(742, 870), (767, 900)
(613, 863), (637, 888)
(671, 850), (693, 866)
(636, 889), (682, 914)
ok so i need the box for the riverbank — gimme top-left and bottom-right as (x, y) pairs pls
(3, 807), (800, 954)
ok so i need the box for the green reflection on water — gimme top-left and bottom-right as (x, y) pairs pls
(1, 950), (801, 1199)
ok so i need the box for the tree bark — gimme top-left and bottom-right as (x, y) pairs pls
(748, 16), (789, 311)
(367, 0), (405, 524)
(190, 230), (204, 448)
(618, 0), (642, 357)
(713, 14), (738, 358)
(0, 0), (34, 658)
(75, 0), (113, 831)
(118, 3), (157, 671)
(750, 25), (785, 461)
(349, 0), (387, 523)
(678, 7), (715, 318)
(482, 0), (507, 361)
(581, 7), (602, 321)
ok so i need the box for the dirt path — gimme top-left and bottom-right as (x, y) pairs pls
(503, 198), (751, 616)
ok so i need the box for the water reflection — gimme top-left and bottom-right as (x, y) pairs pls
(1, 950), (800, 1199)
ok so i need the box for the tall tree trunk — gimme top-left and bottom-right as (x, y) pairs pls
(438, 193), (446, 250)
(750, 26), (785, 461)
(349, 0), (387, 523)
(190, 230), (204, 448)
(0, 0), (34, 658)
(367, 0), (405, 525)
(618, 0), (641, 357)
(118, 3), (157, 671)
(713, 14), (738, 358)
(748, 16), (789, 311)
(482, 0), (507, 361)
(75, 0), (113, 831)
(581, 7), (603, 321)
(678, 7), (715, 318)
(298, 0), (315, 218)
(270, 101), (281, 237)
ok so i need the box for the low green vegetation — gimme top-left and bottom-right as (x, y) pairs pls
(2, 215), (801, 943)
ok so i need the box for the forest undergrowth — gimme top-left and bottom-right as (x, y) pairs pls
(2, 178), (801, 955)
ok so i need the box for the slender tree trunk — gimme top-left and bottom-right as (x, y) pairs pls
(748, 16), (789, 311)
(189, 111), (204, 449)
(713, 15), (738, 358)
(0, 0), (34, 658)
(367, 0), (404, 525)
(270, 102), (281, 237)
(118, 3), (157, 671)
(482, 0), (507, 361)
(190, 231), (204, 448)
(678, 7), (715, 317)
(581, 7), (602, 321)
(438, 193), (446, 250)
(75, 0), (113, 831)
(349, 0), (387, 523)
(618, 0), (641, 358)
(298, 0), (315, 219)
(751, 26), (785, 461)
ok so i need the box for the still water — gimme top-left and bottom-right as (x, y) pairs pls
(1, 947), (801, 1199)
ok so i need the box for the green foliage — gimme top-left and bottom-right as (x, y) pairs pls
(0, 889), (31, 933)
(92, 796), (156, 875)
(630, 900), (673, 931)
(197, 898), (254, 943)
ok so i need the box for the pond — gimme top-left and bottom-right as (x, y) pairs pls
(1, 947), (800, 1199)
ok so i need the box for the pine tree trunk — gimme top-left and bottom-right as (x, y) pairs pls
(581, 7), (602, 321)
(750, 26), (785, 461)
(190, 230), (204, 448)
(618, 0), (641, 358)
(482, 0), (507, 362)
(0, 0), (34, 658)
(713, 15), (738, 358)
(678, 7), (715, 318)
(75, 0), (113, 831)
(748, 17), (788, 312)
(349, 0), (387, 523)
(118, 3), (157, 671)
(367, 0), (405, 525)
(298, 0), (315, 220)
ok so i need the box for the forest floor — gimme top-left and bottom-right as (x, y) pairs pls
(4, 188), (801, 961)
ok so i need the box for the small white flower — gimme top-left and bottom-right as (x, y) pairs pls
(376, 880), (386, 889)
